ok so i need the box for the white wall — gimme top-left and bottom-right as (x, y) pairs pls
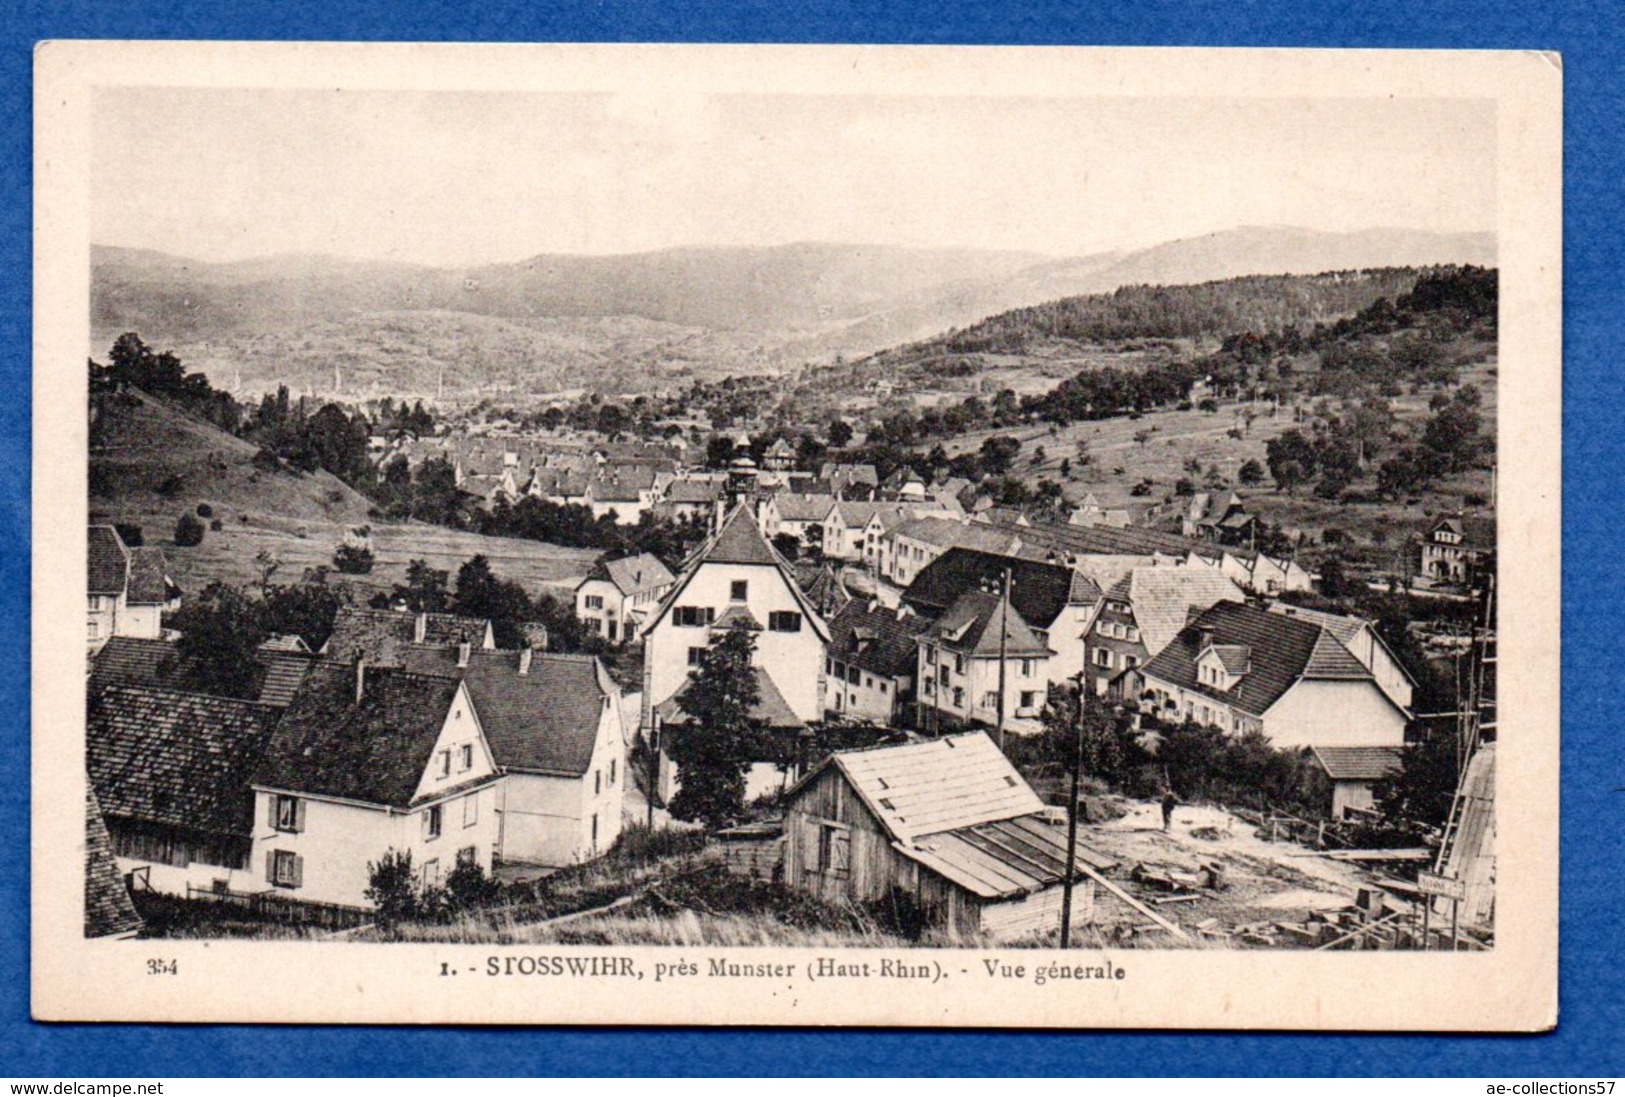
(1263, 680), (1408, 749)
(575, 577), (625, 641)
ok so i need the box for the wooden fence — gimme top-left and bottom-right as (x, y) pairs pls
(184, 884), (371, 930)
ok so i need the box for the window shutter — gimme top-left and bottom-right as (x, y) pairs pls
(294, 799), (307, 833)
(291, 856), (304, 889)
(264, 850), (275, 883)
(832, 829), (851, 876)
(267, 797), (278, 829)
(422, 810), (431, 840)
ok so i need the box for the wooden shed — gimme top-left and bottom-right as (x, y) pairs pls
(782, 732), (1116, 941)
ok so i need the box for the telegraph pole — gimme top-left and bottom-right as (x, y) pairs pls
(996, 567), (1011, 752)
(1059, 674), (1086, 949)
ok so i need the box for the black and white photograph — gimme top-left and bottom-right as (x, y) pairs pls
(37, 43), (1559, 1028)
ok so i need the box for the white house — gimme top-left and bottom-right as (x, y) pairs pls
(824, 599), (933, 724)
(1268, 602), (1416, 714)
(251, 662), (505, 909)
(879, 516), (1025, 588)
(575, 552), (677, 643)
(1136, 601), (1409, 749)
(915, 589), (1053, 735)
(87, 525), (175, 649)
(1077, 565), (1247, 697)
(405, 647), (627, 869)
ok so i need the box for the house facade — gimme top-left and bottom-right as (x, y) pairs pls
(825, 599), (933, 724)
(251, 664), (504, 909)
(915, 589), (1052, 735)
(1418, 515), (1496, 586)
(575, 552), (676, 643)
(1136, 602), (1409, 749)
(1079, 566), (1246, 697)
(87, 525), (174, 649)
(1268, 603), (1415, 714)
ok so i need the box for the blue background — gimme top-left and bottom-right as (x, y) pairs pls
(3, 0), (1613, 1077)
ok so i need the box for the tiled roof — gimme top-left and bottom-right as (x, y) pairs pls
(819, 462), (879, 487)
(89, 636), (313, 708)
(88, 525), (129, 596)
(85, 785), (142, 938)
(1101, 567), (1247, 656)
(793, 563), (853, 617)
(590, 466), (658, 502)
(665, 479), (722, 504)
(992, 517), (1252, 563)
(828, 601), (933, 679)
(1267, 603), (1368, 647)
(1312, 745), (1404, 782)
(255, 663), (466, 808)
(88, 686), (282, 838)
(706, 506), (783, 566)
(899, 814), (1118, 900)
(1140, 601), (1375, 717)
(125, 547), (172, 604)
(891, 516), (1023, 555)
(903, 548), (1083, 630)
(1208, 643), (1253, 676)
(798, 732), (1042, 844)
(322, 607), (492, 665)
(931, 590), (1053, 658)
(773, 492), (837, 523)
(656, 666), (803, 730)
(403, 649), (610, 777)
(586, 553), (675, 597)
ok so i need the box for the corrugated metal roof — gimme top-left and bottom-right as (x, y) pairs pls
(897, 814), (1118, 900)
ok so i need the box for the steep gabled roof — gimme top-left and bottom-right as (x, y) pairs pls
(89, 636), (313, 709)
(403, 649), (611, 777)
(793, 562), (853, 618)
(88, 525), (129, 596)
(125, 547), (173, 605)
(902, 547), (1084, 630)
(85, 785), (142, 939)
(890, 516), (1025, 556)
(1103, 566), (1248, 656)
(584, 552), (675, 597)
(772, 492), (838, 523)
(793, 732), (1043, 844)
(1268, 602), (1418, 687)
(1140, 601), (1378, 718)
(88, 686), (282, 838)
(828, 600), (934, 679)
(930, 590), (1053, 658)
(254, 663), (467, 808)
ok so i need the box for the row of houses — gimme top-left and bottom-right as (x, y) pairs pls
(87, 606), (627, 912)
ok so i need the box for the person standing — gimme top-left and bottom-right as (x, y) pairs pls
(1160, 788), (1181, 832)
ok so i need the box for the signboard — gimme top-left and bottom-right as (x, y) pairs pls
(1416, 871), (1467, 901)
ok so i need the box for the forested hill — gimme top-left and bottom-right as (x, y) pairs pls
(876, 268), (1443, 361)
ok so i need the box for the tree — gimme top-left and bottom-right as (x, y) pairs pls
(1265, 430), (1318, 494)
(979, 435), (1022, 476)
(173, 512), (205, 547)
(666, 629), (764, 826)
(393, 559), (450, 613)
(263, 575), (347, 651)
(333, 543), (375, 574)
(365, 849), (421, 932)
(1373, 731), (1458, 828)
(452, 555), (534, 648)
(168, 581), (267, 698)
(827, 418), (854, 448)
(1238, 458), (1265, 486)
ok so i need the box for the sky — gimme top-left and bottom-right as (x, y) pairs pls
(92, 88), (1496, 267)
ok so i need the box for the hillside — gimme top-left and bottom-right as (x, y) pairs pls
(91, 227), (1492, 399)
(89, 387), (598, 595)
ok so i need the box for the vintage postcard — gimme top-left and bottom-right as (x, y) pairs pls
(33, 43), (1559, 1028)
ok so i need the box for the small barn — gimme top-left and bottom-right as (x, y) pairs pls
(782, 732), (1116, 941)
(1311, 745), (1404, 820)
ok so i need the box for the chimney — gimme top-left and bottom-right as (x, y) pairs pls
(354, 656), (367, 705)
(413, 612), (428, 644)
(518, 645), (533, 676)
(521, 621), (550, 652)
(457, 641), (471, 668)
(1195, 624), (1216, 651)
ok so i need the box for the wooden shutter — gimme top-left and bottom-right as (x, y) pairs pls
(831, 828), (851, 877)
(267, 797), (278, 829)
(293, 799), (307, 833)
(291, 856), (304, 888)
(264, 849), (275, 883)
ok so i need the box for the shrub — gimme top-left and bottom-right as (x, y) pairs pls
(173, 512), (205, 547)
(333, 543), (375, 574)
(195, 502), (213, 518)
(364, 850), (420, 931)
(113, 522), (144, 547)
(1198, 398), (1219, 413)
(209, 518), (223, 531)
(1464, 492), (1488, 507)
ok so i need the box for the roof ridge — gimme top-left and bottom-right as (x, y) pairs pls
(97, 682), (284, 711)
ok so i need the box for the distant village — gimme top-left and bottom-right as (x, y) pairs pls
(87, 396), (1497, 949)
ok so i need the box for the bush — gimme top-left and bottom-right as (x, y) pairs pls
(1198, 398), (1219, 413)
(364, 850), (420, 931)
(173, 512), (205, 547)
(333, 543), (374, 574)
(209, 518), (223, 531)
(195, 502), (213, 518)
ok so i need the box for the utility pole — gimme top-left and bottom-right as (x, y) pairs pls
(1060, 674), (1086, 949)
(995, 567), (1012, 752)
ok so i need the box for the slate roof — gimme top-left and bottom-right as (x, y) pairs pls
(1312, 745), (1404, 782)
(828, 600), (933, 679)
(255, 663), (468, 808)
(125, 547), (172, 605)
(88, 525), (129, 596)
(322, 607), (492, 665)
(1140, 601), (1378, 717)
(900, 814), (1119, 901)
(584, 553), (675, 597)
(794, 732), (1043, 844)
(931, 590), (1053, 658)
(655, 666), (803, 730)
(402, 649), (610, 777)
(793, 562), (853, 618)
(89, 636), (313, 709)
(1100, 566), (1247, 656)
(85, 785), (142, 938)
(87, 686), (283, 838)
(902, 547), (1085, 630)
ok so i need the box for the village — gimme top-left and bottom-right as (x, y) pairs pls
(85, 295), (1498, 952)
